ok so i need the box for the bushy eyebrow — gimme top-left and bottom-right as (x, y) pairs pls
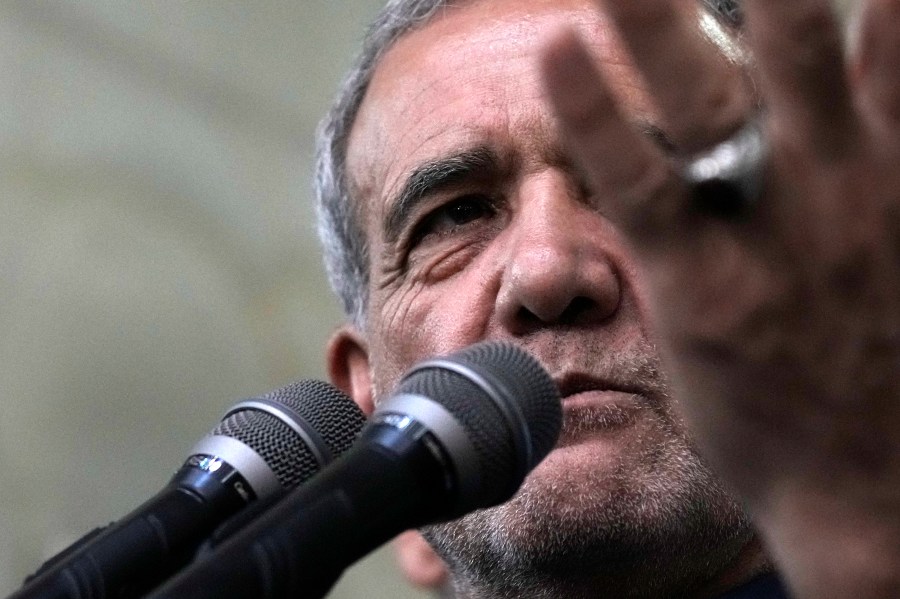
(383, 146), (500, 244)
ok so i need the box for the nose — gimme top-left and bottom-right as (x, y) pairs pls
(496, 173), (622, 335)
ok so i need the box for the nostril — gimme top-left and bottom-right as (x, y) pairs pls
(559, 295), (599, 324)
(513, 295), (609, 332)
(516, 306), (543, 329)
(496, 224), (623, 333)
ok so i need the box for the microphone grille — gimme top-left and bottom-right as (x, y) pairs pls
(261, 380), (366, 459)
(397, 366), (515, 502)
(396, 341), (561, 506)
(448, 341), (561, 464)
(211, 381), (365, 489)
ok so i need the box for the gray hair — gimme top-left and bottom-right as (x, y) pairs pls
(313, 0), (743, 329)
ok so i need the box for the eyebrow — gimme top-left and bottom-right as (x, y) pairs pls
(383, 146), (500, 244)
(380, 125), (673, 244)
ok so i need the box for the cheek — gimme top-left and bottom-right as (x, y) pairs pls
(371, 265), (499, 386)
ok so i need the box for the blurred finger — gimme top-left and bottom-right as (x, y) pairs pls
(855, 0), (900, 126)
(596, 0), (752, 152)
(541, 30), (686, 244)
(743, 0), (858, 153)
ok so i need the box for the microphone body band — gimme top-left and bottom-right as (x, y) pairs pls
(150, 341), (563, 599)
(8, 380), (366, 599)
(149, 419), (451, 599)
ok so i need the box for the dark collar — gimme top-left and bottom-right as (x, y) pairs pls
(716, 572), (791, 599)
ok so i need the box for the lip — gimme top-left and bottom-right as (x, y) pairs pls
(551, 373), (650, 443)
(561, 388), (638, 408)
(553, 372), (644, 402)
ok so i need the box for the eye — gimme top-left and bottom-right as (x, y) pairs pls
(411, 194), (496, 246)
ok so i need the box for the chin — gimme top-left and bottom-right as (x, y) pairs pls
(422, 411), (755, 597)
(525, 396), (680, 495)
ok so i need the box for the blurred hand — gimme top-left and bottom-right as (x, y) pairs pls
(541, 1), (900, 597)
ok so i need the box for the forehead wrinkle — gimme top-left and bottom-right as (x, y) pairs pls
(351, 0), (663, 246)
(383, 146), (501, 244)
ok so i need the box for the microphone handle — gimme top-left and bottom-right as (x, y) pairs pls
(9, 464), (250, 599)
(193, 488), (289, 557)
(148, 423), (452, 599)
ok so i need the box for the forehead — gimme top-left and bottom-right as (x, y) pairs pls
(346, 0), (653, 228)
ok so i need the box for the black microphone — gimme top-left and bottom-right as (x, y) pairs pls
(148, 341), (562, 599)
(10, 380), (366, 599)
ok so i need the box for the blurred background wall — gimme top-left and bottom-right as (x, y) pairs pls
(0, 2), (429, 597)
(0, 0), (857, 597)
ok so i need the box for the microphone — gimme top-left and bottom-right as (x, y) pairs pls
(148, 341), (562, 599)
(10, 380), (366, 599)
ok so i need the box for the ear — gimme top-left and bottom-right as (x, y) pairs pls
(326, 325), (375, 416)
(393, 530), (449, 591)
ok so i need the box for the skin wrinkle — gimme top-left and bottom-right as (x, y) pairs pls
(345, 4), (645, 227)
(384, 147), (501, 245)
(315, 1), (746, 327)
(340, 1), (766, 597)
(381, 124), (669, 271)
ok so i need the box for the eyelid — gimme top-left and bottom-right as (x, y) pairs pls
(383, 146), (501, 244)
(397, 190), (455, 239)
(397, 193), (502, 267)
(406, 192), (494, 242)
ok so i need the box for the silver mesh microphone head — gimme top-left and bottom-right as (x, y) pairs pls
(191, 380), (366, 499)
(388, 341), (561, 514)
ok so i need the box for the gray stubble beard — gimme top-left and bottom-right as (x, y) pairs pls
(420, 358), (758, 599)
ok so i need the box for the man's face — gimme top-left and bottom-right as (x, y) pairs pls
(344, 0), (754, 594)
